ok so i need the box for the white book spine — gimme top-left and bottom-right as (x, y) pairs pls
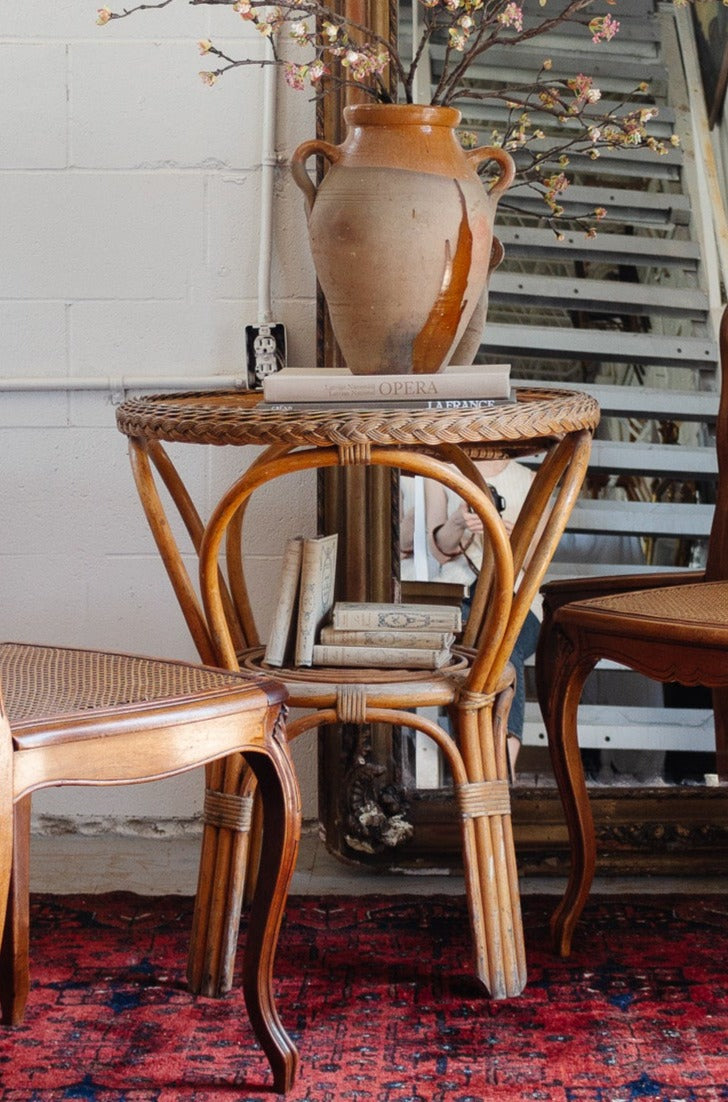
(312, 644), (450, 669)
(263, 537), (303, 668)
(294, 534), (338, 667)
(263, 364), (510, 403)
(319, 626), (454, 649)
(332, 602), (461, 632)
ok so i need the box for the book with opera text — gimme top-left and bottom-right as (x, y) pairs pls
(312, 644), (451, 669)
(262, 363), (511, 404)
(294, 533), (339, 667)
(263, 536), (304, 668)
(332, 601), (462, 633)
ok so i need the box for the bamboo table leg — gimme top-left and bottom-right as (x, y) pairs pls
(128, 438), (262, 997)
(455, 693), (526, 999)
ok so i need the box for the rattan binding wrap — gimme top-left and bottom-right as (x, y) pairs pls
(456, 779), (511, 819)
(203, 789), (254, 832)
(0, 642), (253, 725)
(116, 388), (600, 453)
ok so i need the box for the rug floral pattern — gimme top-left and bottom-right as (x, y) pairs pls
(0, 893), (726, 1100)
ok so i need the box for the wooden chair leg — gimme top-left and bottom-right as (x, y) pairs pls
(543, 643), (597, 958)
(0, 797), (31, 1026)
(241, 742), (301, 1094)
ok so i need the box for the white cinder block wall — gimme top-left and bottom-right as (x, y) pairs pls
(2, 2), (320, 829)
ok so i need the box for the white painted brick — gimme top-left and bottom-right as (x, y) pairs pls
(33, 772), (203, 821)
(4, 0), (211, 40)
(70, 41), (266, 170)
(70, 300), (237, 376)
(0, 424), (170, 559)
(209, 170), (315, 300)
(208, 449), (317, 540)
(68, 388), (133, 429)
(271, 172), (318, 302)
(207, 171), (262, 294)
(0, 172), (204, 299)
(0, 553), (92, 641)
(0, 302), (67, 376)
(0, 392), (71, 430)
(88, 553), (203, 660)
(0, 44), (67, 168)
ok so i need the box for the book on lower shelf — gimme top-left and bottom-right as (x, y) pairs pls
(263, 536), (304, 668)
(294, 533), (339, 667)
(263, 557), (462, 672)
(311, 644), (451, 669)
(262, 363), (511, 404)
(332, 601), (462, 633)
(263, 533), (338, 668)
(319, 625), (455, 650)
(260, 397), (510, 412)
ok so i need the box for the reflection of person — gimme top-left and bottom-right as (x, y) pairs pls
(400, 479), (415, 579)
(425, 458), (544, 778)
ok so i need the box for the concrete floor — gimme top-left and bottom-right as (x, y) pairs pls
(28, 825), (728, 897)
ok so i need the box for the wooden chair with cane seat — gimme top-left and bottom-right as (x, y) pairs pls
(536, 305), (728, 959)
(0, 642), (300, 1093)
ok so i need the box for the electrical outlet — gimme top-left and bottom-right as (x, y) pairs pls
(245, 324), (287, 389)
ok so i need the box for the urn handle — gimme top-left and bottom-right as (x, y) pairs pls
(291, 139), (342, 216)
(466, 146), (516, 201)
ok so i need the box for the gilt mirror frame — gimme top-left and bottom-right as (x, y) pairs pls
(316, 0), (399, 603)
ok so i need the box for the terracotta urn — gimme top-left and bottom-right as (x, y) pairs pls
(291, 103), (515, 375)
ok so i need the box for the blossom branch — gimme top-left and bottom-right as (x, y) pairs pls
(95, 0), (695, 233)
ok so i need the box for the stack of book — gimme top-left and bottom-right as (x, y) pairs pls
(311, 601), (462, 669)
(263, 533), (338, 669)
(261, 363), (511, 411)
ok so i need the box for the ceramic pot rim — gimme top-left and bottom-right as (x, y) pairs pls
(344, 103), (462, 129)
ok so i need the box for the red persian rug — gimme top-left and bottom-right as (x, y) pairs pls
(0, 892), (726, 1101)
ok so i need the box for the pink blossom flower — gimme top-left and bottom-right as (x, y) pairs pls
(497, 3), (523, 32)
(448, 27), (468, 51)
(308, 59), (328, 84)
(289, 20), (309, 41)
(199, 70), (218, 85)
(567, 74), (602, 108)
(284, 62), (307, 89)
(589, 14), (620, 43)
(198, 39), (213, 55)
(96, 7), (112, 24)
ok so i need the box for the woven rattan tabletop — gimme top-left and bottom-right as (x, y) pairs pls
(116, 386), (600, 454)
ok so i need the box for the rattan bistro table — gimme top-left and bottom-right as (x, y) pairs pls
(116, 386), (599, 1002)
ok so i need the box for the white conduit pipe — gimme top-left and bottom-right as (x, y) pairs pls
(0, 374), (248, 395)
(257, 37), (279, 327)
